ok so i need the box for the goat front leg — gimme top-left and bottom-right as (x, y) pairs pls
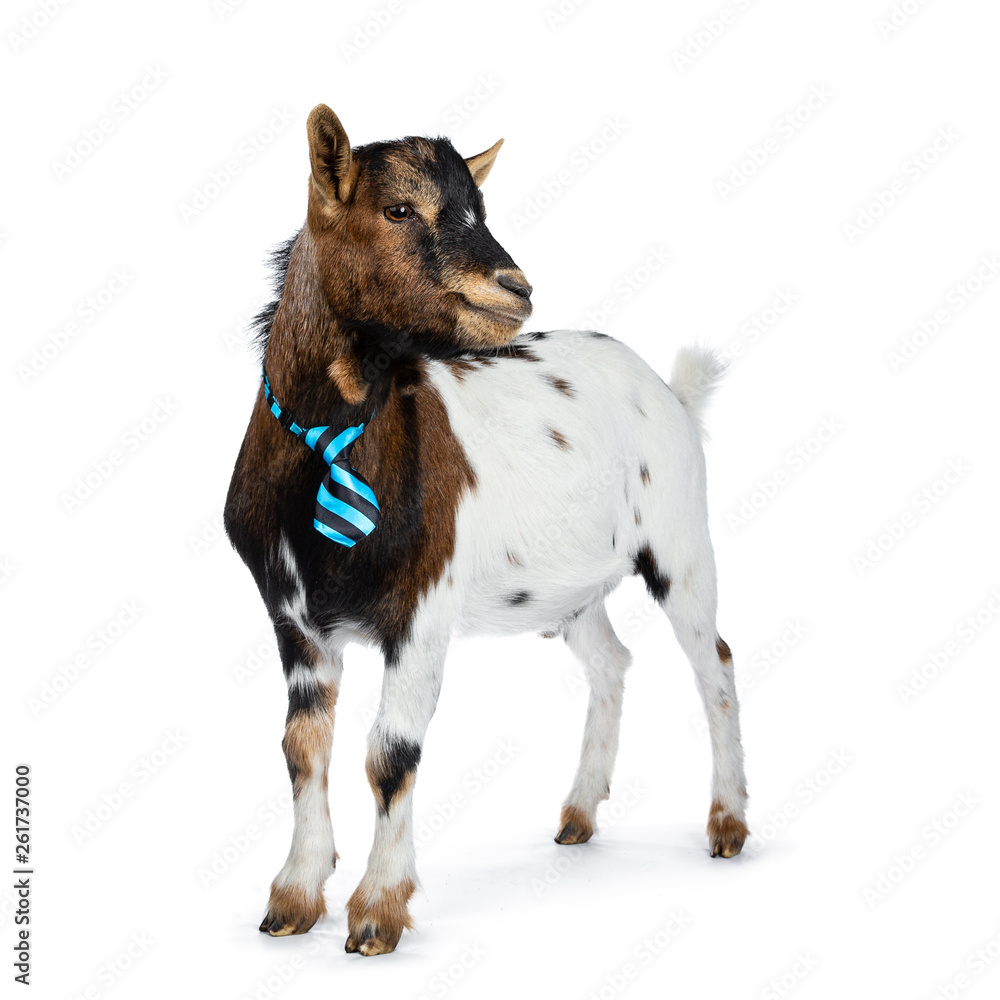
(260, 628), (342, 936)
(345, 634), (446, 956)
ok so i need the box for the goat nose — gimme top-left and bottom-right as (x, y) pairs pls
(497, 271), (532, 301)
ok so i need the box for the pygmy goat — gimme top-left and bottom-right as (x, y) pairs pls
(224, 104), (749, 956)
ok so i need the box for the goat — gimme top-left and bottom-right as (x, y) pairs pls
(224, 104), (749, 957)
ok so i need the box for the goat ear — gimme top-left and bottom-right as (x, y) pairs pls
(307, 104), (354, 203)
(464, 138), (503, 187)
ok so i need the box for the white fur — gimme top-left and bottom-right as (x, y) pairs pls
(562, 602), (632, 817)
(668, 345), (726, 442)
(428, 331), (714, 638)
(271, 743), (336, 904)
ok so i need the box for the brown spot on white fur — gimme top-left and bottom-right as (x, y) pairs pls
(443, 357), (479, 381)
(345, 877), (416, 956)
(549, 427), (570, 450)
(716, 636), (732, 665)
(544, 373), (575, 397)
(555, 804), (594, 845)
(707, 799), (748, 858)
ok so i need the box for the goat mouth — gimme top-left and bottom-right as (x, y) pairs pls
(459, 296), (532, 325)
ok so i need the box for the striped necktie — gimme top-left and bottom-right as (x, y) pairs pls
(262, 371), (381, 548)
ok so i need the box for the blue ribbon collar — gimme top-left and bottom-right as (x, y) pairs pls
(262, 370), (380, 548)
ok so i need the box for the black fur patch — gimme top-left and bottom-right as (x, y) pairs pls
(633, 544), (670, 602)
(285, 683), (322, 722)
(377, 737), (422, 812)
(490, 342), (541, 362)
(506, 590), (531, 606)
(250, 235), (297, 359)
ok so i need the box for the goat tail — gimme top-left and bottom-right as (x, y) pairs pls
(668, 346), (727, 442)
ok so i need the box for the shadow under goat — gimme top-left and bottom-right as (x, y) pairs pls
(224, 104), (749, 957)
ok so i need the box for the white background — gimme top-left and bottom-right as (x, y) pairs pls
(5, 0), (1000, 997)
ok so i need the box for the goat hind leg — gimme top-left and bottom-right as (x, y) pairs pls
(661, 562), (748, 858)
(555, 603), (631, 845)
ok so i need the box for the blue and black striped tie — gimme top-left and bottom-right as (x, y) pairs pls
(262, 372), (381, 548)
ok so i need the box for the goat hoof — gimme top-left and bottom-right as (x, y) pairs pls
(259, 912), (318, 936)
(345, 878), (415, 956)
(259, 884), (325, 936)
(554, 804), (594, 845)
(707, 803), (749, 858)
(345, 926), (399, 956)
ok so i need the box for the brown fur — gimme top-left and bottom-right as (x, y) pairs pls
(555, 804), (594, 845)
(303, 108), (530, 352)
(327, 354), (368, 404)
(716, 636), (732, 665)
(350, 374), (477, 632)
(345, 878), (416, 956)
(544, 373), (575, 397)
(246, 232), (479, 640)
(442, 357), (480, 381)
(707, 799), (749, 858)
(260, 881), (327, 936)
(306, 105), (355, 203)
(549, 428), (570, 450)
(281, 682), (337, 796)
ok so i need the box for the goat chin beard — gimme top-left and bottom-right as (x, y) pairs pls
(454, 304), (528, 350)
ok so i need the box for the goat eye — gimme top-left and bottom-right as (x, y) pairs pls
(384, 204), (413, 222)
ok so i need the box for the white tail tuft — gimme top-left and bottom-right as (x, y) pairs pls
(669, 346), (727, 441)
